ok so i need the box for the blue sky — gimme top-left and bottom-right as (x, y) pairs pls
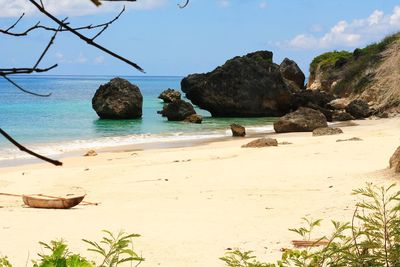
(1, 0), (400, 76)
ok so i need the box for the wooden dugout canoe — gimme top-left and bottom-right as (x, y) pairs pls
(22, 194), (85, 209)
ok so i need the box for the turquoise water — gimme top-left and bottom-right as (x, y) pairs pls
(0, 75), (276, 160)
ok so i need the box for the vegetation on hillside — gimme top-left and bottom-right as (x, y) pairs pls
(309, 33), (400, 97)
(221, 183), (400, 267)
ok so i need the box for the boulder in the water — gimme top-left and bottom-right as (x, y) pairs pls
(92, 78), (143, 119)
(158, 88), (181, 103)
(230, 124), (246, 137)
(181, 51), (293, 117)
(162, 99), (196, 121)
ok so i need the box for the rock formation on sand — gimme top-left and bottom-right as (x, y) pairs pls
(307, 33), (400, 113)
(312, 127), (343, 136)
(181, 51), (300, 117)
(92, 78), (143, 119)
(345, 99), (371, 119)
(389, 146), (400, 173)
(274, 107), (328, 133)
(230, 124), (246, 137)
(242, 138), (278, 148)
(332, 111), (355, 122)
(158, 88), (181, 103)
(161, 99), (196, 121)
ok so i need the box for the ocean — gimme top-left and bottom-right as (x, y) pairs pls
(0, 75), (276, 162)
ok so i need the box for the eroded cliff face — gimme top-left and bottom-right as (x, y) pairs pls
(307, 33), (400, 111)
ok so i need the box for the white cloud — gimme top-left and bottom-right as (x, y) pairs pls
(218, 0), (230, 8)
(94, 55), (105, 64)
(259, 1), (267, 9)
(288, 5), (400, 50)
(0, 0), (167, 17)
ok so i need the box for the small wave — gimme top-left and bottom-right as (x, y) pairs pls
(0, 125), (275, 162)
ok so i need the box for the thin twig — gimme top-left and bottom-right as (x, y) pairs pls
(28, 0), (144, 73)
(2, 76), (52, 97)
(0, 128), (62, 166)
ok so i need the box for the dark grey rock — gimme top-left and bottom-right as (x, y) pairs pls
(274, 107), (328, 133)
(230, 124), (246, 137)
(92, 78), (143, 119)
(181, 51), (293, 117)
(162, 99), (196, 121)
(280, 58), (305, 90)
(345, 99), (371, 119)
(158, 88), (181, 103)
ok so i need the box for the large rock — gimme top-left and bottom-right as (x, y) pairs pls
(390, 146), (400, 173)
(346, 99), (371, 119)
(181, 51), (293, 117)
(158, 88), (181, 103)
(242, 138), (278, 148)
(291, 90), (336, 110)
(291, 90), (336, 122)
(230, 124), (246, 137)
(280, 58), (305, 90)
(274, 107), (328, 133)
(162, 99), (196, 121)
(92, 78), (143, 119)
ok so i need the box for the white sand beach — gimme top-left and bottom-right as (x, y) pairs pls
(0, 117), (399, 266)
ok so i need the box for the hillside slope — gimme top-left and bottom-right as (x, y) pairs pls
(308, 33), (400, 112)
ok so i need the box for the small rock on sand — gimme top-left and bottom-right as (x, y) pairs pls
(313, 127), (343, 136)
(336, 137), (363, 142)
(242, 138), (278, 148)
(84, 150), (98, 157)
(231, 124), (246, 137)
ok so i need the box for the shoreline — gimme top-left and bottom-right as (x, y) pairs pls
(0, 124), (276, 168)
(0, 117), (399, 266)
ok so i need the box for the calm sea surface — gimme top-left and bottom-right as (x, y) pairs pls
(0, 75), (276, 161)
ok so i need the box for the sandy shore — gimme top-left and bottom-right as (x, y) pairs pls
(0, 118), (400, 266)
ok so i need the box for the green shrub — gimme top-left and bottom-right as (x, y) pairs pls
(221, 183), (400, 266)
(310, 51), (352, 72)
(33, 240), (93, 267)
(0, 256), (12, 267)
(0, 230), (143, 267)
(83, 230), (144, 267)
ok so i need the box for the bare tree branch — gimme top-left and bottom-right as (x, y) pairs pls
(27, 0), (144, 72)
(178, 0), (190, 8)
(0, 7), (126, 37)
(0, 22), (62, 96)
(0, 128), (63, 166)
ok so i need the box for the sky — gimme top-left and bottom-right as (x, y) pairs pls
(1, 0), (400, 76)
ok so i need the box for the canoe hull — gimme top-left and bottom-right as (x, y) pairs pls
(22, 194), (85, 209)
